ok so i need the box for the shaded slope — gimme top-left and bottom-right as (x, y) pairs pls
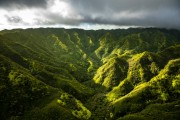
(112, 58), (180, 119)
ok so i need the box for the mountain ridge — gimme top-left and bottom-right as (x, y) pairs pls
(0, 28), (180, 120)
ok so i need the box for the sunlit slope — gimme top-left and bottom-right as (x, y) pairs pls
(0, 28), (180, 120)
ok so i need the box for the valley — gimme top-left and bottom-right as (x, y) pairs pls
(0, 28), (180, 120)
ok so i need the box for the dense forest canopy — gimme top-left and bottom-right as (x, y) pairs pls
(0, 28), (180, 120)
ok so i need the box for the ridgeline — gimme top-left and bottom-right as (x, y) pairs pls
(0, 28), (180, 120)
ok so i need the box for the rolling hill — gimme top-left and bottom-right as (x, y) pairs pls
(0, 28), (180, 120)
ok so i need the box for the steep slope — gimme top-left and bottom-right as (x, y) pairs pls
(93, 57), (128, 90)
(114, 58), (180, 120)
(0, 28), (180, 120)
(0, 55), (92, 120)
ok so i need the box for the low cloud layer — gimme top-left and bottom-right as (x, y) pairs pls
(0, 0), (180, 30)
(0, 0), (47, 8)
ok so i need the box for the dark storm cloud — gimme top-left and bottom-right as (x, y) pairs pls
(5, 15), (23, 23)
(43, 13), (81, 25)
(0, 0), (180, 29)
(0, 0), (47, 8)
(68, 0), (180, 29)
(69, 0), (180, 12)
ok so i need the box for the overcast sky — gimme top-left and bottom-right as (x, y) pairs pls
(0, 0), (180, 30)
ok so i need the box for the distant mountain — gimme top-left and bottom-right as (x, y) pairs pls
(0, 28), (180, 120)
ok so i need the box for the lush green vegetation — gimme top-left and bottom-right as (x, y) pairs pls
(0, 28), (180, 120)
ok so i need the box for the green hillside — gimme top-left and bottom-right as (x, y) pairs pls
(0, 28), (180, 120)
